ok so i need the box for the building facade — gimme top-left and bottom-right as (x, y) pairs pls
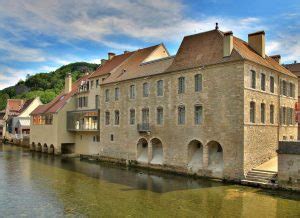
(30, 28), (298, 181)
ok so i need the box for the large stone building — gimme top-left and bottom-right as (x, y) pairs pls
(30, 27), (298, 181)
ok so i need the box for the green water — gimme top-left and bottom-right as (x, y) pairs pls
(0, 144), (299, 217)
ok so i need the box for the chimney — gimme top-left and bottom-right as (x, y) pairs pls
(248, 31), (265, 58)
(65, 73), (72, 94)
(108, 52), (115, 60)
(270, 55), (281, 64)
(223, 31), (233, 57)
(101, 59), (107, 65)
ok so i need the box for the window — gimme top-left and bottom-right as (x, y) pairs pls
(270, 105), (274, 124)
(95, 95), (99, 109)
(261, 73), (266, 91)
(250, 70), (256, 89)
(156, 107), (163, 125)
(78, 96), (88, 108)
(250, 101), (255, 123)
(287, 108), (294, 125)
(114, 110), (120, 125)
(261, 103), (265, 123)
(115, 87), (120, 101)
(130, 109), (135, 125)
(178, 77), (185, 94)
(105, 111), (110, 125)
(194, 105), (203, 125)
(142, 108), (149, 124)
(129, 85), (135, 99)
(282, 80), (287, 96)
(105, 89), (110, 102)
(143, 82), (149, 97)
(178, 105), (185, 125)
(289, 82), (295, 97)
(270, 76), (274, 93)
(195, 74), (202, 92)
(91, 80), (94, 89)
(110, 134), (114, 141)
(281, 107), (286, 125)
(93, 135), (100, 142)
(96, 79), (99, 87)
(157, 80), (164, 96)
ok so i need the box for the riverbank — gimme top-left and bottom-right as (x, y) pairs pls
(79, 154), (289, 192)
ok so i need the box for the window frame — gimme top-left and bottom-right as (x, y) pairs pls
(178, 105), (186, 125)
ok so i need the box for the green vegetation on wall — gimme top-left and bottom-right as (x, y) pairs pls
(0, 62), (99, 110)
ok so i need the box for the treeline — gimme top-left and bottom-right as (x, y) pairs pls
(0, 62), (99, 110)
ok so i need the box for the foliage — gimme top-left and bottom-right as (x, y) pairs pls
(0, 62), (98, 110)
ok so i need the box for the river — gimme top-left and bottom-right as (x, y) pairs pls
(0, 143), (299, 217)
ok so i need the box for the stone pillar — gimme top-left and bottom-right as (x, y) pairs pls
(148, 143), (152, 164)
(203, 145), (209, 169)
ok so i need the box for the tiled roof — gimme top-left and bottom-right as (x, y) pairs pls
(102, 44), (164, 84)
(166, 29), (296, 77)
(7, 99), (24, 113)
(233, 37), (295, 77)
(89, 51), (134, 79)
(31, 74), (90, 115)
(18, 98), (35, 114)
(284, 63), (300, 77)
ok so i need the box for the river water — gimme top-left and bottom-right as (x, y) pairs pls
(0, 144), (299, 217)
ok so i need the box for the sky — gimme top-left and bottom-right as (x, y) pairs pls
(0, 0), (300, 89)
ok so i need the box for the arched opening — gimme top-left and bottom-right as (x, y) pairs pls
(187, 140), (203, 172)
(43, 144), (48, 153)
(207, 141), (224, 175)
(31, 142), (36, 151)
(37, 143), (42, 152)
(137, 138), (148, 163)
(49, 144), (54, 155)
(150, 138), (163, 165)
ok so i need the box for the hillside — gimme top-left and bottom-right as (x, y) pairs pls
(0, 62), (99, 110)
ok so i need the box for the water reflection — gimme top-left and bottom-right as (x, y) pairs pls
(0, 144), (300, 217)
(30, 151), (224, 193)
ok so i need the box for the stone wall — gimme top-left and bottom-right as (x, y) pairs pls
(99, 61), (245, 180)
(243, 62), (298, 174)
(277, 141), (300, 191)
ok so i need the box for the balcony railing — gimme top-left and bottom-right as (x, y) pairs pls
(137, 123), (151, 133)
(67, 109), (99, 132)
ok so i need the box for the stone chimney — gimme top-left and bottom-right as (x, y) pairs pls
(223, 31), (233, 57)
(270, 55), (281, 64)
(248, 31), (265, 58)
(101, 59), (107, 65)
(108, 52), (115, 60)
(65, 73), (72, 94)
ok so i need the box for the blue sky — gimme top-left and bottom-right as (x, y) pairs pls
(0, 0), (299, 89)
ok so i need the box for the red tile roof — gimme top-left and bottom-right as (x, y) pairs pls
(89, 51), (134, 79)
(7, 99), (24, 113)
(31, 74), (90, 115)
(102, 44), (163, 84)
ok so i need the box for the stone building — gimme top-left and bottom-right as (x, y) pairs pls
(98, 29), (297, 180)
(30, 27), (298, 181)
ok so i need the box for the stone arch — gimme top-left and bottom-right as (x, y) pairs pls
(150, 138), (163, 165)
(137, 138), (148, 163)
(49, 144), (55, 155)
(187, 140), (203, 172)
(207, 141), (224, 174)
(31, 142), (36, 151)
(43, 143), (48, 153)
(37, 143), (42, 152)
